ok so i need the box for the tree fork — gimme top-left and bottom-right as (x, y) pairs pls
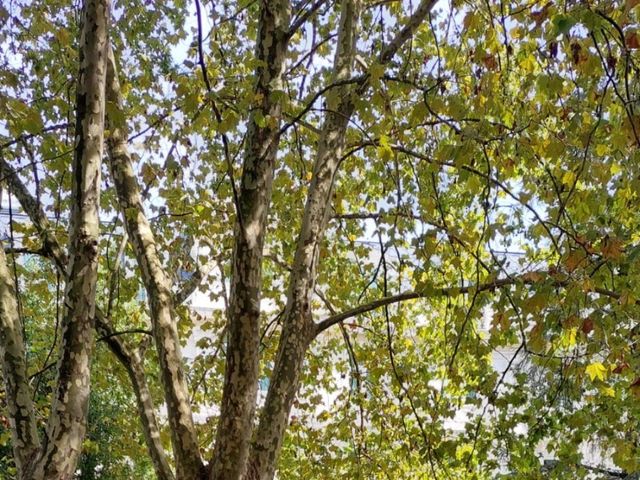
(247, 1), (437, 478)
(209, 1), (292, 478)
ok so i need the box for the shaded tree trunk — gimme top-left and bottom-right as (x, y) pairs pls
(209, 1), (291, 479)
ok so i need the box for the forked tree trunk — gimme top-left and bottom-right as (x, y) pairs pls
(246, 2), (360, 478)
(209, 1), (291, 479)
(247, 1), (437, 478)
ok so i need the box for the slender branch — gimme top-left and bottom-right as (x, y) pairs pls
(0, 123), (71, 152)
(96, 328), (153, 343)
(4, 247), (44, 256)
(379, 0), (438, 63)
(195, 0), (213, 93)
(174, 258), (217, 305)
(287, 0), (329, 38)
(315, 272), (633, 334)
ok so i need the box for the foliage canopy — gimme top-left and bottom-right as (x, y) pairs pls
(1, 0), (640, 478)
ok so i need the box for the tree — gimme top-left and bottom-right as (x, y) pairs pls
(1, 0), (640, 479)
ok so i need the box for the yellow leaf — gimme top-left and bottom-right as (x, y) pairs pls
(600, 385), (615, 397)
(369, 63), (385, 82)
(586, 362), (607, 382)
(619, 290), (636, 306)
(560, 327), (577, 348)
(377, 134), (393, 161)
(519, 54), (537, 73)
(561, 170), (576, 186)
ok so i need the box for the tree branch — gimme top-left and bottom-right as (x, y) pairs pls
(287, 0), (329, 38)
(174, 258), (217, 306)
(106, 46), (205, 479)
(315, 271), (634, 334)
(0, 123), (71, 152)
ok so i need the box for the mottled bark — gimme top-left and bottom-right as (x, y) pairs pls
(247, 1), (437, 478)
(0, 247), (40, 478)
(2, 85), (177, 480)
(246, 2), (359, 478)
(105, 48), (205, 480)
(96, 315), (175, 480)
(31, 0), (109, 478)
(0, 155), (174, 480)
(209, 2), (291, 479)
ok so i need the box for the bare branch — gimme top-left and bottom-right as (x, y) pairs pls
(0, 123), (71, 152)
(288, 0), (329, 38)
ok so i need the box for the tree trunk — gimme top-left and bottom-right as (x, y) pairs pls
(209, 2), (291, 479)
(0, 153), (175, 480)
(105, 48), (205, 480)
(0, 247), (40, 478)
(95, 314), (175, 480)
(247, 2), (359, 478)
(31, 0), (109, 477)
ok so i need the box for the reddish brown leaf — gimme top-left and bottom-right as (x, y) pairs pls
(581, 317), (594, 334)
(522, 271), (544, 283)
(613, 362), (629, 374)
(601, 236), (623, 261)
(625, 31), (640, 49)
(482, 53), (498, 70)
